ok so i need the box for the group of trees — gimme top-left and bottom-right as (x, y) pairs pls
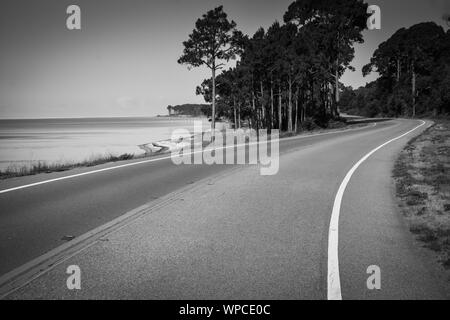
(178, 1), (369, 132)
(341, 22), (450, 118)
(166, 104), (209, 117)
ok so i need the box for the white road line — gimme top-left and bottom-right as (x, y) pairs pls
(327, 120), (426, 300)
(0, 123), (377, 195)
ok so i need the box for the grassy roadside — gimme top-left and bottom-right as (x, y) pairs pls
(0, 153), (135, 180)
(393, 119), (450, 269)
(0, 120), (369, 180)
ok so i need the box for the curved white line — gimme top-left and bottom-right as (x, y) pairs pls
(327, 120), (426, 300)
(0, 123), (377, 195)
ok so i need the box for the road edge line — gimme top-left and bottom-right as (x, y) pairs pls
(327, 120), (426, 300)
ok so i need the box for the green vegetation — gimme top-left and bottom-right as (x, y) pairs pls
(341, 22), (450, 118)
(394, 120), (450, 268)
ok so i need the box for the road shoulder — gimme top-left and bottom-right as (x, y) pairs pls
(339, 120), (450, 299)
(393, 120), (450, 279)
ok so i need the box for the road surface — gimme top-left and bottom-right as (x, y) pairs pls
(1, 119), (449, 299)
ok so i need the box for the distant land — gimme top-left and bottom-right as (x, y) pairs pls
(160, 104), (210, 117)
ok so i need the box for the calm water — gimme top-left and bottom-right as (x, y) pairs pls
(0, 117), (209, 170)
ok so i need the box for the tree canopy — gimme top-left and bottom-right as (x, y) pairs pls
(179, 2), (449, 132)
(182, 0), (369, 132)
(344, 22), (450, 117)
(178, 6), (243, 133)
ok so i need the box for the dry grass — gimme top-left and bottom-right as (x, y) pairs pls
(0, 153), (135, 180)
(393, 119), (450, 268)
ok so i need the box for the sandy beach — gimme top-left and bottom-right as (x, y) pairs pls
(0, 117), (210, 171)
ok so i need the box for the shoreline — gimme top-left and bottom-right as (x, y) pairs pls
(0, 115), (207, 121)
(0, 121), (371, 181)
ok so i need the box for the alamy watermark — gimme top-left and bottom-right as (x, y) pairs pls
(66, 4), (380, 31)
(367, 5), (381, 30)
(66, 5), (81, 30)
(169, 122), (280, 176)
(66, 265), (81, 290)
(366, 265), (381, 290)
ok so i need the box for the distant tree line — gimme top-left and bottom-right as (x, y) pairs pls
(341, 22), (450, 118)
(166, 104), (209, 117)
(179, 1), (370, 132)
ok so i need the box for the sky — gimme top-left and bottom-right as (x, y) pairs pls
(0, 0), (449, 119)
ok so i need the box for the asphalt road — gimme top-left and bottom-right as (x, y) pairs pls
(1, 119), (449, 299)
(0, 122), (380, 276)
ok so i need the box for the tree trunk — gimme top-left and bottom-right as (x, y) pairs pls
(304, 90), (307, 122)
(334, 31), (341, 118)
(335, 59), (340, 117)
(211, 66), (216, 140)
(299, 90), (303, 124)
(288, 75), (293, 132)
(411, 62), (416, 118)
(270, 80), (274, 131)
(252, 92), (256, 122)
(321, 83), (327, 117)
(295, 90), (298, 133)
(252, 88), (259, 137)
(260, 81), (265, 128)
(396, 58), (401, 83)
(233, 96), (237, 130)
(238, 104), (241, 129)
(278, 83), (282, 130)
(301, 90), (305, 123)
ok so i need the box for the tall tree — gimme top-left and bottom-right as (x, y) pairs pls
(284, 0), (368, 117)
(191, 1), (373, 132)
(240, 28), (268, 132)
(363, 22), (446, 117)
(178, 6), (241, 135)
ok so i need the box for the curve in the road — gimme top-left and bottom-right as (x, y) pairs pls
(0, 124), (376, 195)
(327, 120), (426, 300)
